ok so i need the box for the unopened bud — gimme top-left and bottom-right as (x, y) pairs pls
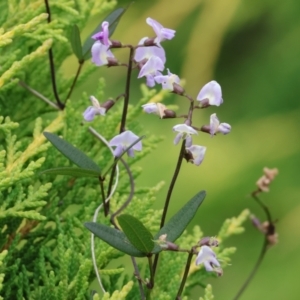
(107, 57), (119, 67)
(162, 109), (176, 118)
(110, 40), (122, 48)
(102, 99), (115, 112)
(143, 38), (156, 46)
(172, 83), (185, 95)
(200, 125), (211, 134)
(198, 237), (219, 247)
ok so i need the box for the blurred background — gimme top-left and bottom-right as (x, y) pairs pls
(73, 0), (300, 298)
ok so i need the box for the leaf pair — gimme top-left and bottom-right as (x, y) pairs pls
(69, 8), (126, 62)
(84, 190), (206, 257)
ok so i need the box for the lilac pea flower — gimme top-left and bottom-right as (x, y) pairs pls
(91, 41), (115, 66)
(197, 81), (223, 107)
(173, 124), (198, 147)
(134, 37), (166, 64)
(186, 145), (206, 166)
(83, 96), (106, 122)
(146, 18), (176, 44)
(154, 69), (180, 91)
(142, 103), (167, 118)
(195, 245), (221, 273)
(210, 113), (231, 136)
(91, 21), (110, 46)
(109, 131), (142, 157)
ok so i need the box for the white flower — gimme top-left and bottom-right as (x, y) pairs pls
(186, 145), (206, 166)
(142, 103), (167, 118)
(83, 96), (106, 121)
(210, 113), (231, 136)
(197, 81), (223, 107)
(109, 131), (142, 157)
(195, 245), (221, 272)
(173, 124), (198, 147)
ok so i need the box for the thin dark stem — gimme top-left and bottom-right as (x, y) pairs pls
(131, 257), (146, 300)
(98, 177), (108, 216)
(65, 61), (84, 103)
(252, 193), (272, 223)
(176, 249), (194, 299)
(106, 46), (134, 199)
(233, 193), (273, 300)
(153, 140), (186, 277)
(232, 238), (268, 300)
(44, 0), (64, 110)
(147, 256), (154, 289)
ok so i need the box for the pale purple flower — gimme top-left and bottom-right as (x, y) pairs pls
(197, 81), (223, 107)
(186, 145), (206, 166)
(195, 245), (221, 273)
(91, 41), (115, 66)
(138, 56), (165, 87)
(146, 18), (176, 44)
(154, 69), (180, 91)
(134, 37), (166, 64)
(210, 113), (231, 136)
(92, 21), (110, 46)
(142, 103), (167, 118)
(109, 131), (142, 157)
(83, 96), (106, 121)
(173, 124), (198, 147)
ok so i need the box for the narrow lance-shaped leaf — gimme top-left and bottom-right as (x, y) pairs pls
(84, 222), (145, 257)
(118, 214), (154, 254)
(69, 24), (83, 61)
(152, 190), (206, 254)
(40, 167), (100, 178)
(82, 7), (127, 60)
(43, 132), (101, 173)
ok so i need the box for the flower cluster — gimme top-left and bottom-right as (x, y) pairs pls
(83, 18), (231, 163)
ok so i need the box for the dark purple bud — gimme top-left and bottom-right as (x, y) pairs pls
(200, 125), (211, 134)
(172, 83), (185, 95)
(162, 109), (176, 118)
(102, 99), (115, 112)
(106, 57), (119, 67)
(110, 40), (122, 48)
(143, 37), (156, 46)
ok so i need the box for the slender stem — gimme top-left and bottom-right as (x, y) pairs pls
(131, 256), (146, 300)
(147, 256), (154, 289)
(153, 140), (186, 277)
(160, 140), (186, 229)
(44, 0), (64, 110)
(176, 249), (194, 299)
(106, 46), (134, 199)
(233, 193), (273, 300)
(98, 176), (108, 216)
(252, 193), (272, 223)
(18, 81), (59, 110)
(65, 61), (84, 103)
(232, 238), (268, 300)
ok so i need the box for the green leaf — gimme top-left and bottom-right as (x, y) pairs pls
(84, 222), (145, 257)
(69, 24), (83, 61)
(40, 167), (100, 177)
(152, 190), (206, 254)
(82, 7), (126, 60)
(118, 214), (154, 254)
(43, 132), (101, 173)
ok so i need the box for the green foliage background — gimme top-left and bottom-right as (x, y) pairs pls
(0, 0), (299, 299)
(77, 0), (298, 299)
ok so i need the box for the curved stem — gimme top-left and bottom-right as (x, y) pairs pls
(44, 0), (64, 110)
(232, 238), (268, 300)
